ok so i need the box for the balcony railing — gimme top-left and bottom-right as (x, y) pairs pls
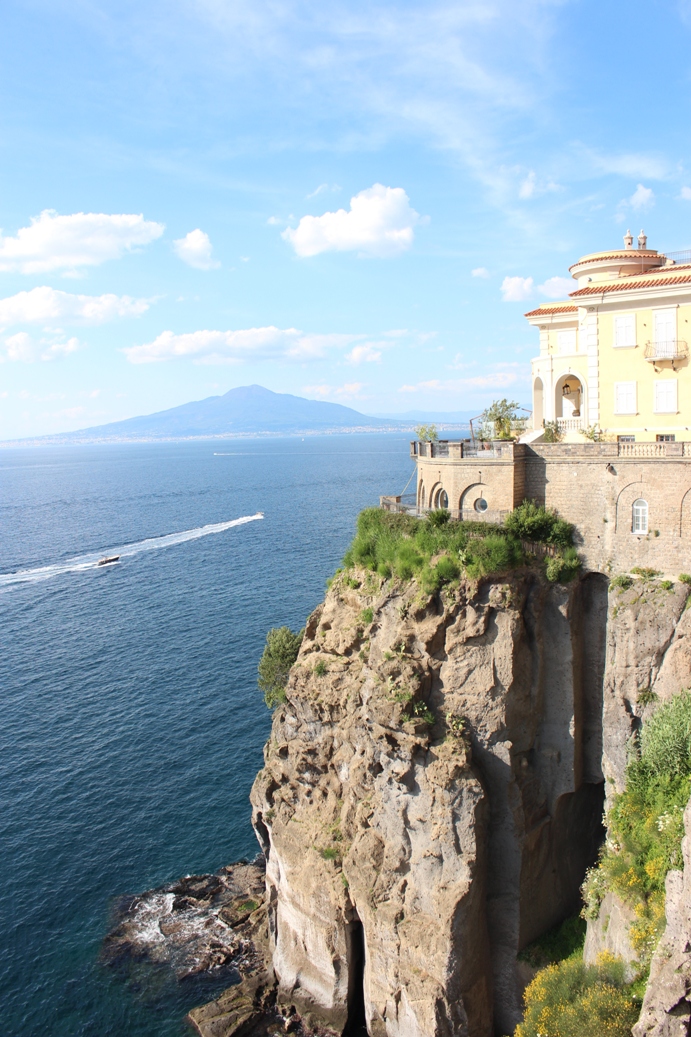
(411, 440), (514, 460)
(555, 417), (586, 432)
(644, 340), (688, 363)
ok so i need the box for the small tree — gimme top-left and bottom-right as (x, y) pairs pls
(415, 423), (438, 442)
(480, 399), (526, 441)
(258, 626), (303, 709)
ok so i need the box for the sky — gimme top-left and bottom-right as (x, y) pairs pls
(2, 0), (691, 439)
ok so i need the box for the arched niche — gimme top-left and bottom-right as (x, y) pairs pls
(555, 373), (584, 419)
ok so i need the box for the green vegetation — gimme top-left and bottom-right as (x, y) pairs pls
(579, 424), (604, 442)
(414, 423), (438, 442)
(679, 573), (691, 585)
(236, 899), (258, 914)
(545, 547), (582, 584)
(504, 500), (574, 548)
(479, 398), (526, 441)
(518, 914), (586, 970)
(341, 504), (580, 592)
(582, 691), (691, 962)
(360, 607), (374, 625)
(258, 626), (304, 709)
(630, 566), (662, 580)
(542, 420), (563, 443)
(660, 580), (674, 591)
(319, 846), (340, 861)
(609, 574), (633, 591)
(314, 660), (328, 677)
(516, 953), (640, 1037)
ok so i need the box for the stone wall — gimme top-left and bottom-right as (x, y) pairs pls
(415, 442), (691, 575)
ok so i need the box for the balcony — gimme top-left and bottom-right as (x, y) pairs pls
(644, 340), (688, 366)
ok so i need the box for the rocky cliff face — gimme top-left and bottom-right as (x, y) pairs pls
(249, 570), (608, 1036)
(189, 570), (691, 1037)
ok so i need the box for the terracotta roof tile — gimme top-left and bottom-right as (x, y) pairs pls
(524, 304), (577, 317)
(570, 273), (691, 297)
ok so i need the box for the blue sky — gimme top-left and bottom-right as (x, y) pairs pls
(2, 0), (691, 439)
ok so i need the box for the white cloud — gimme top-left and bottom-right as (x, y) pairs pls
(629, 184), (654, 211)
(306, 183), (341, 199)
(124, 326), (364, 364)
(501, 275), (534, 301)
(681, 187), (691, 200)
(282, 184), (423, 258)
(587, 150), (669, 180)
(519, 171), (536, 199)
(538, 276), (573, 299)
(303, 382), (365, 398)
(173, 229), (220, 270)
(0, 210), (164, 274)
(0, 286), (150, 327)
(346, 343), (382, 364)
(471, 267), (490, 278)
(1, 331), (80, 362)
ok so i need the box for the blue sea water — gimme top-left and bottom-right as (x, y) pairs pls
(0, 435), (415, 1037)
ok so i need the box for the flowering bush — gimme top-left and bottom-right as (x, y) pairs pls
(516, 953), (639, 1037)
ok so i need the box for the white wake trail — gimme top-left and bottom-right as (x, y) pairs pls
(0, 513), (264, 590)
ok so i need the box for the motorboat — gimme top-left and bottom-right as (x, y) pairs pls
(97, 556), (120, 566)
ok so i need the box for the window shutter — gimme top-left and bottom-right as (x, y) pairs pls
(557, 329), (577, 354)
(615, 381), (636, 414)
(654, 380), (678, 414)
(614, 314), (635, 347)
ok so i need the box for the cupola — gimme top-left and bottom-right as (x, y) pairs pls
(568, 231), (666, 288)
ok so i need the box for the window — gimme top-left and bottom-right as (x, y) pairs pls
(614, 381), (637, 414)
(474, 498), (488, 513)
(614, 314), (636, 348)
(557, 329), (577, 354)
(632, 499), (648, 535)
(657, 434), (676, 442)
(436, 489), (448, 509)
(654, 308), (676, 354)
(654, 379), (678, 414)
(618, 435), (635, 443)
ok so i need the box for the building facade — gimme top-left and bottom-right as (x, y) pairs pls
(385, 234), (691, 574)
(527, 232), (691, 442)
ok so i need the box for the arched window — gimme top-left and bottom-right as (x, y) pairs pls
(435, 488), (448, 509)
(632, 499), (648, 535)
(474, 498), (488, 513)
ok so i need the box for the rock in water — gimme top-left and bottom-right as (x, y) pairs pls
(102, 860), (266, 981)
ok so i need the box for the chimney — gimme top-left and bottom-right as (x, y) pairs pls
(638, 229), (647, 250)
(624, 229), (633, 250)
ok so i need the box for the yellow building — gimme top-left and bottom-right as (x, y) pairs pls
(526, 231), (691, 442)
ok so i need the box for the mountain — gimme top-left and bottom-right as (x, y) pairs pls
(13, 385), (410, 445)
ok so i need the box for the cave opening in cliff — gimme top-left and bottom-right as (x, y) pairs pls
(343, 910), (367, 1036)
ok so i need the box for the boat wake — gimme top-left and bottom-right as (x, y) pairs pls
(0, 513), (264, 591)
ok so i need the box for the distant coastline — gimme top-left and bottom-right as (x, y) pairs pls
(0, 423), (471, 449)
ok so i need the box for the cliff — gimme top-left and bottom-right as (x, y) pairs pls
(190, 566), (691, 1037)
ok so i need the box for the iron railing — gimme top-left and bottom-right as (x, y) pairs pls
(644, 340), (688, 362)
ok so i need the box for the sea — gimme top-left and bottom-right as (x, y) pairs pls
(0, 434), (415, 1037)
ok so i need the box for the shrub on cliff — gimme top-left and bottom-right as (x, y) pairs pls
(505, 500), (574, 548)
(258, 626), (304, 709)
(342, 508), (521, 587)
(516, 953), (639, 1037)
(582, 691), (691, 960)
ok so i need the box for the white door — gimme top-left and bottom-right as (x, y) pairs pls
(654, 309), (676, 357)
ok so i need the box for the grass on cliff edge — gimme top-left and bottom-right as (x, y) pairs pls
(341, 503), (578, 593)
(582, 690), (691, 963)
